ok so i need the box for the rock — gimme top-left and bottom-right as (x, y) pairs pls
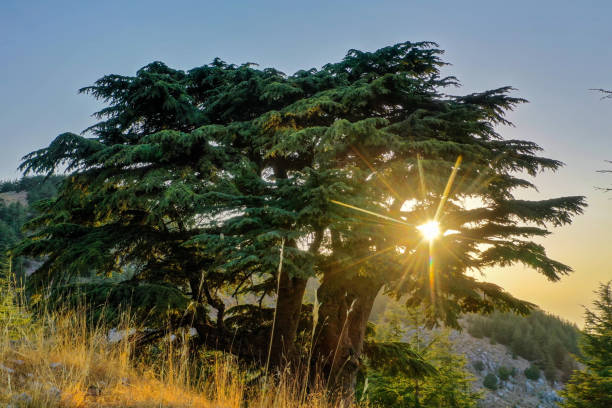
(11, 392), (32, 404)
(48, 386), (62, 398)
(87, 385), (101, 396)
(49, 362), (63, 369)
(108, 328), (136, 343)
(0, 363), (15, 374)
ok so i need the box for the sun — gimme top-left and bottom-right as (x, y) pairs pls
(417, 220), (441, 242)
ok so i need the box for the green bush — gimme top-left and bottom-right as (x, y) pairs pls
(483, 373), (498, 390)
(498, 366), (512, 381)
(473, 361), (485, 372)
(524, 365), (540, 381)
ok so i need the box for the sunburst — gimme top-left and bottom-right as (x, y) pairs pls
(330, 153), (463, 300)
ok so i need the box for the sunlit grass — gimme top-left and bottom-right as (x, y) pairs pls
(0, 306), (350, 408)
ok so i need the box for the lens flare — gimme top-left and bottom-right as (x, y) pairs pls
(417, 220), (441, 241)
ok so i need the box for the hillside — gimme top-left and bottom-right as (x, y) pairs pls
(371, 297), (582, 408)
(451, 327), (564, 408)
(0, 176), (63, 263)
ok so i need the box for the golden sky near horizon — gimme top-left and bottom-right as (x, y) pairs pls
(474, 164), (612, 328)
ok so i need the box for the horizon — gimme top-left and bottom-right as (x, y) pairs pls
(1, 0), (611, 327)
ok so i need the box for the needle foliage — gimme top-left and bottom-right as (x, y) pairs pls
(16, 41), (585, 394)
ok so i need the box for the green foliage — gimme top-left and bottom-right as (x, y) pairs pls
(524, 365), (540, 381)
(16, 41), (585, 371)
(362, 341), (436, 378)
(360, 304), (481, 407)
(473, 361), (485, 372)
(465, 309), (580, 382)
(560, 282), (612, 408)
(483, 373), (498, 390)
(497, 365), (513, 381)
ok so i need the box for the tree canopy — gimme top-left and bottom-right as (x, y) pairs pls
(17, 41), (585, 396)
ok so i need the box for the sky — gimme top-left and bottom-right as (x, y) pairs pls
(1, 0), (610, 326)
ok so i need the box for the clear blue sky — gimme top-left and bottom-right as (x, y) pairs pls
(1, 0), (611, 324)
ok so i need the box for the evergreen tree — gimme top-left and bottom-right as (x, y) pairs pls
(362, 304), (481, 407)
(560, 282), (612, 407)
(17, 41), (585, 397)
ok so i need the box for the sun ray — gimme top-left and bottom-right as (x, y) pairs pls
(348, 213), (408, 228)
(456, 152), (507, 198)
(416, 154), (428, 202)
(394, 250), (420, 290)
(428, 239), (435, 303)
(330, 200), (414, 227)
(332, 155), (465, 308)
(433, 155), (463, 221)
(330, 244), (401, 272)
(351, 145), (402, 201)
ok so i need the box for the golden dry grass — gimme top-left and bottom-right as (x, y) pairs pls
(0, 308), (350, 408)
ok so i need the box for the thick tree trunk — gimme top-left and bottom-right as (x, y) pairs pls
(314, 273), (382, 402)
(269, 231), (322, 369)
(269, 273), (309, 368)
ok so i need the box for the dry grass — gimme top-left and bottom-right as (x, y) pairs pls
(0, 308), (350, 408)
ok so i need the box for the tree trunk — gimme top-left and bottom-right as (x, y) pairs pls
(314, 273), (382, 402)
(269, 273), (308, 368)
(269, 231), (322, 369)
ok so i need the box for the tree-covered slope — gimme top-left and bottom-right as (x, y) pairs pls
(465, 310), (581, 382)
(0, 176), (64, 275)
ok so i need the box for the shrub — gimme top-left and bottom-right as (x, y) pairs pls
(524, 365), (540, 381)
(473, 361), (485, 372)
(483, 373), (498, 390)
(498, 366), (512, 381)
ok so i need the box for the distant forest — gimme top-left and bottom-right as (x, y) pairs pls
(465, 310), (581, 383)
(0, 176), (64, 274)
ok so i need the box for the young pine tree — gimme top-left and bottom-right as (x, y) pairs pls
(560, 282), (612, 408)
(363, 303), (480, 408)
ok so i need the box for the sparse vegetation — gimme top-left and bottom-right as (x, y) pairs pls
(466, 310), (580, 382)
(524, 365), (541, 381)
(497, 366), (513, 381)
(483, 373), (498, 390)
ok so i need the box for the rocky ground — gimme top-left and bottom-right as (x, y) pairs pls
(0, 191), (28, 206)
(450, 329), (563, 408)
